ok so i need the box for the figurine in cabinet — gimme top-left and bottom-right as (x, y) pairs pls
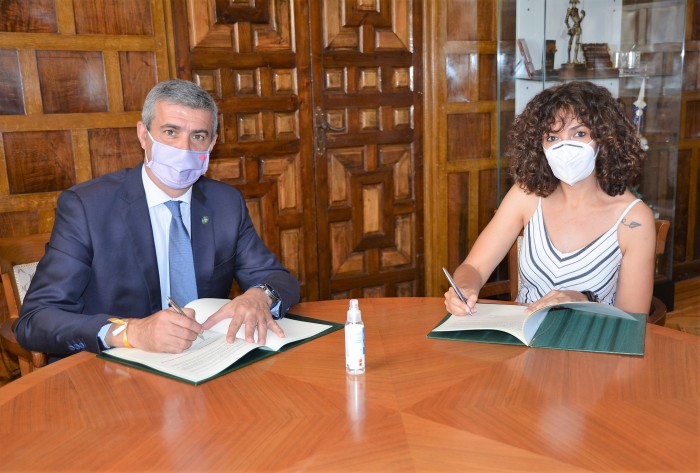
(564, 0), (586, 66)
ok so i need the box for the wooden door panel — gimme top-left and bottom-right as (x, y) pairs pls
(312, 0), (423, 299)
(423, 0), (515, 295)
(171, 0), (318, 299)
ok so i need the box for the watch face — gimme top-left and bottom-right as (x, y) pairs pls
(259, 283), (279, 303)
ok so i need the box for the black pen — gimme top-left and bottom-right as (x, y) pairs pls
(442, 267), (474, 315)
(167, 296), (205, 339)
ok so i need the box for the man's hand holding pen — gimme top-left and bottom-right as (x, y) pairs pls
(168, 297), (204, 340)
(107, 306), (203, 353)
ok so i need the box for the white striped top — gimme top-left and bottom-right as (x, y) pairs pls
(516, 197), (641, 305)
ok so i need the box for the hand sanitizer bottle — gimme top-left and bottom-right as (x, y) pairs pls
(345, 299), (365, 374)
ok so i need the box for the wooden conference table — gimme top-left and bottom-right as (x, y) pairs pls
(0, 297), (698, 472)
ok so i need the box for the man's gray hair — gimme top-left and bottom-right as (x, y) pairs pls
(142, 79), (218, 135)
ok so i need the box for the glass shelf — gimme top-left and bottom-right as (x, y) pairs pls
(516, 69), (663, 81)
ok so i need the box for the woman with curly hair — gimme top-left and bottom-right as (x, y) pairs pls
(445, 81), (656, 316)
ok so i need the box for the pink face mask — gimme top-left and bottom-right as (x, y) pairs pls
(145, 131), (211, 189)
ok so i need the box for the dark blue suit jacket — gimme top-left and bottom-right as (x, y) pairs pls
(16, 164), (300, 356)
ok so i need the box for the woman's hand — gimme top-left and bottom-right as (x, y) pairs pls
(444, 287), (478, 316)
(525, 289), (588, 315)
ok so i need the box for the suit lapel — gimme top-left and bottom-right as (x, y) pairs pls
(191, 182), (215, 295)
(119, 164), (162, 312)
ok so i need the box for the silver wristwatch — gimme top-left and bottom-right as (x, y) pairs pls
(253, 283), (280, 306)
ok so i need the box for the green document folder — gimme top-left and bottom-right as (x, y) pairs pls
(98, 313), (343, 385)
(428, 302), (646, 356)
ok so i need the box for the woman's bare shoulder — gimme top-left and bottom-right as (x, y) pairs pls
(617, 194), (656, 251)
(502, 184), (539, 206)
(618, 192), (655, 224)
(499, 184), (539, 224)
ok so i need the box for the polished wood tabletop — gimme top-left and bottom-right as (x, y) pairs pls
(1, 297), (698, 472)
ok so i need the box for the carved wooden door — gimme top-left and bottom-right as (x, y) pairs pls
(166, 0), (423, 300)
(171, 0), (319, 299)
(310, 1), (423, 299)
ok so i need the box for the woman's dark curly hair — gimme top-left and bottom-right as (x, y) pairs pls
(507, 81), (645, 197)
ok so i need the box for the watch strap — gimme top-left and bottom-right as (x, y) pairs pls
(581, 290), (599, 303)
(253, 283), (280, 304)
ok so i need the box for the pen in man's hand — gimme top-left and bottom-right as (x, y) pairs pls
(167, 296), (205, 339)
(442, 267), (474, 315)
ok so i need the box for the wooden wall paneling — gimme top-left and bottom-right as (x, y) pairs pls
(311, 0), (424, 300)
(0, 1), (58, 33)
(171, 0), (318, 300)
(3, 130), (75, 194)
(88, 128), (145, 178)
(0, 49), (23, 115)
(446, 171), (469, 272)
(17, 48), (42, 117)
(0, 0), (172, 326)
(424, 0), (508, 296)
(0, 0), (168, 233)
(36, 50), (109, 113)
(423, 0), (444, 297)
(72, 0), (154, 35)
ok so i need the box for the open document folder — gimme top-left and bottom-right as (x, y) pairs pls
(99, 298), (343, 384)
(428, 301), (646, 356)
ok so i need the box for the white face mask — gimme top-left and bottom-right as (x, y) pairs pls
(543, 140), (597, 186)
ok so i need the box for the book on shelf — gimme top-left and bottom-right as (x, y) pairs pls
(516, 38), (535, 78)
(99, 298), (343, 385)
(581, 43), (613, 70)
(428, 301), (646, 356)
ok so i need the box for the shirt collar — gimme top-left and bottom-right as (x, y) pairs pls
(141, 165), (193, 209)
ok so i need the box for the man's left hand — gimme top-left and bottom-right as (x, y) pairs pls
(200, 287), (284, 345)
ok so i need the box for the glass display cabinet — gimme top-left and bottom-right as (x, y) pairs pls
(496, 0), (687, 302)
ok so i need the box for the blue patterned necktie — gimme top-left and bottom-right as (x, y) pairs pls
(164, 200), (198, 305)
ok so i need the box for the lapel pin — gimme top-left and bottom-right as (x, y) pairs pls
(202, 216), (209, 224)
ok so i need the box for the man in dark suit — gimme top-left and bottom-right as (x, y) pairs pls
(16, 79), (300, 357)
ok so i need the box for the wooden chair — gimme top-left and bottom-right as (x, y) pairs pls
(480, 220), (671, 325)
(649, 219), (670, 325)
(0, 233), (51, 376)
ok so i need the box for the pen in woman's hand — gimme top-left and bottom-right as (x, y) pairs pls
(167, 296), (205, 339)
(442, 267), (474, 316)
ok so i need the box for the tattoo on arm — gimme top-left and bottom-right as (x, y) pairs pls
(621, 218), (641, 229)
